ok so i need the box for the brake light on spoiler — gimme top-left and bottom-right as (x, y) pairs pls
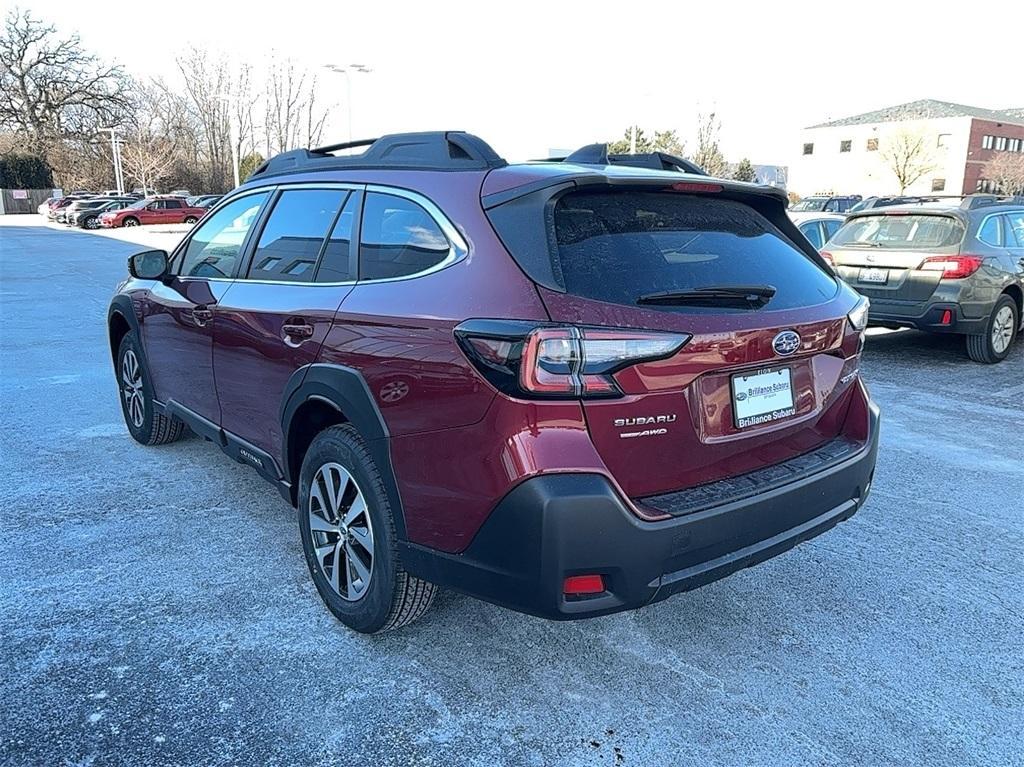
(919, 255), (984, 280)
(455, 320), (690, 399)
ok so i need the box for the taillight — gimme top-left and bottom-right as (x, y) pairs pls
(919, 255), (984, 279)
(455, 320), (690, 399)
(819, 251), (835, 268)
(670, 182), (723, 193)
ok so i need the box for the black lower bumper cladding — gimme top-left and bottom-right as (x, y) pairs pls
(402, 402), (881, 620)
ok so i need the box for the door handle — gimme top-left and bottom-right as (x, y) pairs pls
(282, 322), (314, 340)
(192, 307), (213, 327)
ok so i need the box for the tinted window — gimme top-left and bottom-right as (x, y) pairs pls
(359, 193), (450, 280)
(552, 192), (837, 311)
(832, 215), (965, 250)
(978, 215), (1002, 247)
(178, 193), (268, 278)
(1006, 213), (1024, 247)
(799, 222), (823, 249)
(164, 199), (183, 209)
(316, 193), (358, 283)
(823, 219), (843, 240)
(248, 189), (347, 282)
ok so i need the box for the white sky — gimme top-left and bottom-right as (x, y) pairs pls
(8, 0), (1021, 165)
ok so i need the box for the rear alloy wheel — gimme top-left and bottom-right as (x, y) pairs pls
(299, 425), (436, 633)
(966, 295), (1018, 364)
(123, 217), (140, 227)
(116, 332), (186, 445)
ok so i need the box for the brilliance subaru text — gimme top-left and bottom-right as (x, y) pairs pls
(108, 132), (880, 633)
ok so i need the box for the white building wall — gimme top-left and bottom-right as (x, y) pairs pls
(789, 116), (971, 198)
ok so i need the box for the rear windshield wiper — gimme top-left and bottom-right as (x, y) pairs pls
(636, 285), (776, 307)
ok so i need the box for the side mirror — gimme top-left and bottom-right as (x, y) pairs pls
(128, 249), (170, 280)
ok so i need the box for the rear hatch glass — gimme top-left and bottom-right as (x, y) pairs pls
(552, 192), (837, 310)
(828, 213), (965, 299)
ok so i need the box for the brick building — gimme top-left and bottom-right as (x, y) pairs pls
(790, 99), (1024, 197)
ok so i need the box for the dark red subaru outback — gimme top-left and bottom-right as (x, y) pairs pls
(108, 132), (879, 633)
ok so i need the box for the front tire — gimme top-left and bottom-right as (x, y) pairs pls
(123, 217), (140, 227)
(966, 295), (1018, 364)
(116, 332), (186, 445)
(82, 215), (99, 229)
(298, 424), (436, 634)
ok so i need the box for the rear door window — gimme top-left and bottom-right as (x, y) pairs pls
(552, 192), (837, 310)
(799, 222), (823, 249)
(359, 192), (450, 280)
(978, 215), (1003, 247)
(248, 189), (348, 282)
(1006, 212), (1024, 247)
(831, 214), (965, 250)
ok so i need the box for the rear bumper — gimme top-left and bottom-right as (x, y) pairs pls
(401, 398), (880, 620)
(867, 300), (989, 334)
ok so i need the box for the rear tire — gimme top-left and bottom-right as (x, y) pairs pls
(966, 295), (1017, 364)
(298, 424), (436, 634)
(183, 215), (198, 224)
(116, 332), (186, 445)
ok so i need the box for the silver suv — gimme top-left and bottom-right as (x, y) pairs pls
(823, 200), (1024, 363)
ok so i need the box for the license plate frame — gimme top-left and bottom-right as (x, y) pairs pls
(731, 367), (797, 429)
(859, 267), (889, 284)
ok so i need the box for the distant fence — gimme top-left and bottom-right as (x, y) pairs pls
(0, 188), (57, 214)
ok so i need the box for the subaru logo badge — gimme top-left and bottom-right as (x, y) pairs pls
(772, 330), (801, 356)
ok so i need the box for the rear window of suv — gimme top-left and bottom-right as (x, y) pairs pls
(831, 214), (965, 250)
(548, 191), (837, 310)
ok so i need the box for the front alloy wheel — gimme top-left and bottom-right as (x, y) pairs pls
(308, 462), (375, 601)
(121, 348), (145, 429)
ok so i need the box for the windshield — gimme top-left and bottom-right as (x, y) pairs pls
(791, 198), (827, 212)
(549, 191), (837, 311)
(831, 214), (965, 249)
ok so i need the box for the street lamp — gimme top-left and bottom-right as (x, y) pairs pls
(100, 127), (124, 193)
(322, 63), (373, 141)
(214, 94), (241, 189)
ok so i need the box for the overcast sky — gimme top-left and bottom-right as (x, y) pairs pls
(8, 0), (1020, 164)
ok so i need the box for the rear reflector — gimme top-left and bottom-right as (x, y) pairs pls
(940, 309), (952, 325)
(563, 574), (605, 595)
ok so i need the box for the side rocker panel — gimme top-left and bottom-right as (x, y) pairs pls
(280, 363), (408, 540)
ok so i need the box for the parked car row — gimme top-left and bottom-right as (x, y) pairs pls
(790, 194), (1024, 363)
(41, 190), (219, 229)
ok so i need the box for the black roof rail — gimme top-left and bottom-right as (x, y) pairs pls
(249, 131), (507, 179)
(548, 143), (707, 175)
(959, 193), (1024, 210)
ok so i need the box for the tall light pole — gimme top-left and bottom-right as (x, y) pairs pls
(322, 64), (373, 141)
(214, 94), (240, 188)
(101, 127), (124, 193)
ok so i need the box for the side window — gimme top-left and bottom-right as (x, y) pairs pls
(165, 199), (183, 209)
(799, 222), (823, 249)
(978, 215), (1003, 247)
(248, 189), (347, 282)
(823, 219), (843, 241)
(823, 199), (836, 212)
(178, 193), (269, 278)
(1007, 213), (1024, 248)
(359, 192), (451, 280)
(315, 193), (359, 283)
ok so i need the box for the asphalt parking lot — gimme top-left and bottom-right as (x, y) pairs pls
(1, 216), (1021, 767)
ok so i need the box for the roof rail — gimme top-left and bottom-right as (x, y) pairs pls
(959, 193), (1024, 210)
(249, 131), (507, 179)
(547, 143), (707, 175)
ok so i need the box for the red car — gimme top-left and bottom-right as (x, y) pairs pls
(99, 197), (206, 228)
(107, 132), (879, 634)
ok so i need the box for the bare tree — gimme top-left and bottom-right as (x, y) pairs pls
(264, 56), (329, 155)
(982, 152), (1024, 195)
(176, 47), (233, 192)
(880, 130), (936, 194)
(692, 112), (728, 177)
(0, 9), (130, 150)
(119, 83), (179, 192)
